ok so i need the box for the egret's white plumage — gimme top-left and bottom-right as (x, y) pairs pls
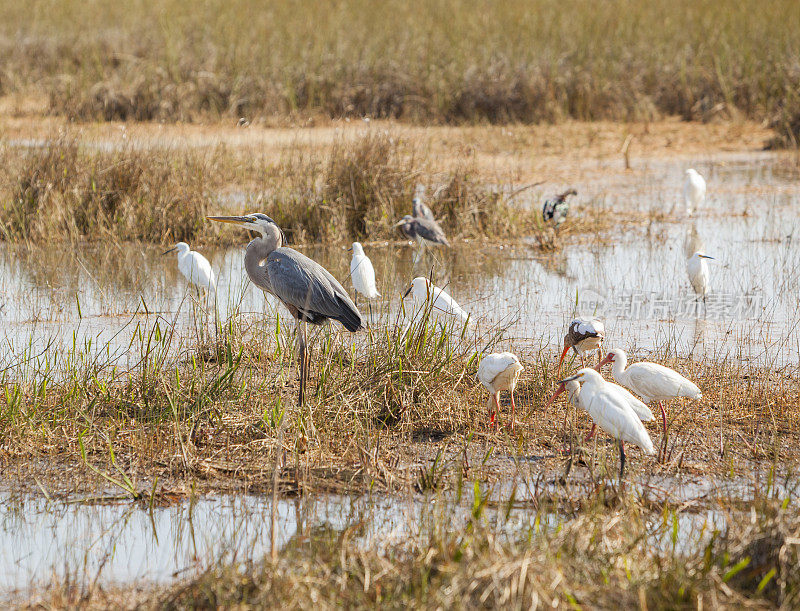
(560, 368), (655, 479)
(165, 242), (216, 291)
(598, 348), (701, 447)
(403, 277), (470, 322)
(683, 169), (706, 216)
(687, 251), (713, 299)
(349, 242), (380, 300)
(477, 352), (523, 429)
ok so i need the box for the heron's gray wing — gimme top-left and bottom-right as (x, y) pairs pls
(266, 248), (363, 332)
(413, 200), (435, 222)
(413, 218), (450, 246)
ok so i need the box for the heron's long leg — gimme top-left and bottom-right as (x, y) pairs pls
(487, 394), (496, 429)
(298, 320), (307, 407)
(584, 423), (597, 442)
(509, 391), (517, 432)
(618, 440), (626, 482)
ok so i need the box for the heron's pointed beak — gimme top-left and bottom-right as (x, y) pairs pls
(557, 374), (581, 385)
(699, 254), (715, 260)
(394, 220), (406, 227)
(402, 286), (413, 299)
(162, 247), (177, 255)
(545, 383), (566, 410)
(207, 215), (256, 232)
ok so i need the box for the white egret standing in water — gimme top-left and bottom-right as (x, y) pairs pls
(349, 242), (380, 303)
(683, 169), (706, 216)
(402, 277), (469, 323)
(687, 251), (714, 300)
(163, 242), (216, 292)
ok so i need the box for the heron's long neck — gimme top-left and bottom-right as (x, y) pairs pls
(244, 232), (280, 292)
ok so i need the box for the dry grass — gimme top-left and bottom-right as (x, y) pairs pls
(0, 131), (569, 245)
(0, 1), (798, 145)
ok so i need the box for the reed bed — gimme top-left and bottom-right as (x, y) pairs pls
(0, 132), (587, 245)
(1, 1), (799, 145)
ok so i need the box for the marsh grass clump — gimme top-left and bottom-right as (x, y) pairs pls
(138, 493), (798, 609)
(249, 132), (544, 243)
(0, 137), (215, 243)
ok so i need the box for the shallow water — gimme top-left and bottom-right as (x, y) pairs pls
(0, 477), (752, 595)
(1, 153), (799, 369)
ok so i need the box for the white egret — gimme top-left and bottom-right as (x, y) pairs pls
(683, 169), (706, 216)
(349, 242), (380, 303)
(542, 189), (577, 227)
(687, 251), (714, 300)
(477, 352), (523, 430)
(163, 242), (216, 292)
(558, 369), (656, 480)
(402, 277), (470, 323)
(597, 348), (701, 444)
(558, 317), (605, 373)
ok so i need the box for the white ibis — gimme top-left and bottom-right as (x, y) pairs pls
(349, 242), (381, 303)
(687, 251), (714, 300)
(542, 189), (577, 227)
(597, 348), (701, 443)
(683, 169), (706, 216)
(163, 242), (216, 292)
(558, 369), (656, 480)
(558, 317), (605, 373)
(402, 277), (470, 323)
(477, 352), (523, 431)
(547, 376), (654, 438)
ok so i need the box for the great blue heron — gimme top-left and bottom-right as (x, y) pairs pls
(207, 214), (363, 405)
(395, 215), (450, 248)
(163, 242), (216, 292)
(542, 189), (577, 227)
(412, 196), (435, 222)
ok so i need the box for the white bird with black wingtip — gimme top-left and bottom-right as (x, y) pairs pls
(558, 317), (605, 373)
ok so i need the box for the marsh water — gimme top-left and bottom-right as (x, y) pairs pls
(2, 153), (799, 369)
(1, 152), (799, 595)
(1, 471), (782, 593)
